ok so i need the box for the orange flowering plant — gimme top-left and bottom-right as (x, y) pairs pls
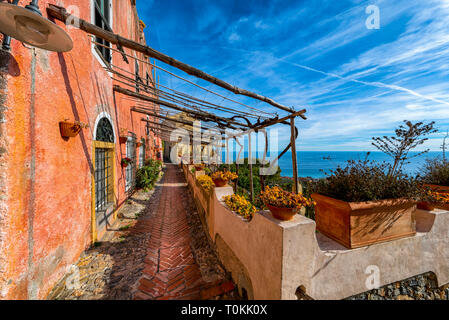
(196, 175), (214, 192)
(223, 194), (257, 219)
(260, 186), (315, 209)
(426, 190), (449, 204)
(211, 171), (238, 181)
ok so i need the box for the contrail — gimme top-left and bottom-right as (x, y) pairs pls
(285, 62), (449, 107)
(216, 45), (449, 107)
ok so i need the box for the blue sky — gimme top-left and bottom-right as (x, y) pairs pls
(136, 0), (449, 151)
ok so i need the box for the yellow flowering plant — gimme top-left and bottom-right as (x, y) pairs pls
(223, 194), (257, 219)
(260, 186), (315, 209)
(211, 171), (238, 181)
(427, 190), (449, 204)
(196, 175), (214, 192)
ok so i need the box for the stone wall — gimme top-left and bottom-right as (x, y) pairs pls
(347, 272), (449, 300)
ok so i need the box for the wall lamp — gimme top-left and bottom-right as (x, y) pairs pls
(0, 0), (73, 52)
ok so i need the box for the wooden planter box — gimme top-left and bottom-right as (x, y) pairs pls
(417, 184), (449, 211)
(311, 193), (416, 249)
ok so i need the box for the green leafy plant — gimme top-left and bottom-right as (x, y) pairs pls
(121, 157), (132, 167)
(136, 160), (162, 191)
(218, 159), (282, 196)
(119, 224), (131, 231)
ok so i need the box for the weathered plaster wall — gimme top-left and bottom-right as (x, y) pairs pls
(0, 48), (10, 298)
(0, 0), (159, 299)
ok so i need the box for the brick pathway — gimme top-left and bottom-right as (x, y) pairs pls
(134, 164), (234, 300)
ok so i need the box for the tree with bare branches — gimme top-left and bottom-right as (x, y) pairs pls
(441, 130), (449, 163)
(372, 120), (437, 176)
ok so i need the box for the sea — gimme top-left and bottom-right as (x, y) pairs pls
(221, 151), (443, 179)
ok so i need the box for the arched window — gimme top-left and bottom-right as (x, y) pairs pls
(95, 117), (114, 143)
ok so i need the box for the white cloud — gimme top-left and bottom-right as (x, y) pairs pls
(228, 32), (241, 42)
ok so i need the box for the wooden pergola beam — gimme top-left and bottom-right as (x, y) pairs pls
(47, 4), (298, 114)
(141, 118), (209, 133)
(251, 109), (307, 130)
(114, 85), (246, 129)
(135, 107), (219, 132)
(133, 107), (195, 126)
(142, 119), (179, 131)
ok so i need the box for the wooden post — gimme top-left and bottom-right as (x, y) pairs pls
(260, 175), (265, 192)
(235, 163), (239, 193)
(248, 132), (254, 203)
(290, 117), (299, 194)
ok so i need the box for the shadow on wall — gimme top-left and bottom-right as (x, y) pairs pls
(214, 234), (253, 300)
(57, 52), (93, 175)
(0, 49), (20, 77)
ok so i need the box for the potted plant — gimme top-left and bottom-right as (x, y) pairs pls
(119, 128), (128, 144)
(260, 186), (314, 221)
(136, 141), (143, 148)
(196, 175), (214, 192)
(310, 121), (435, 248)
(59, 119), (89, 138)
(121, 157), (132, 168)
(223, 194), (257, 221)
(211, 171), (238, 187)
(194, 163), (205, 171)
(417, 158), (449, 211)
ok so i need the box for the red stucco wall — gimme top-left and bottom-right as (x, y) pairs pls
(0, 0), (161, 299)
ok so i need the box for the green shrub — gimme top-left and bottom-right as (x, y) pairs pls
(145, 159), (162, 168)
(419, 158), (449, 186)
(308, 158), (422, 202)
(218, 158), (281, 197)
(137, 160), (162, 191)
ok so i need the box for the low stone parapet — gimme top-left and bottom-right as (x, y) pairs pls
(181, 163), (449, 300)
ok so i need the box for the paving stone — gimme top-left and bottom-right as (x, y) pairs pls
(47, 164), (239, 300)
(134, 165), (235, 300)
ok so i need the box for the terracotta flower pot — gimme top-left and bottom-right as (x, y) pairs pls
(121, 163), (129, 168)
(59, 121), (81, 138)
(312, 193), (416, 249)
(213, 178), (228, 187)
(266, 204), (297, 221)
(417, 184), (449, 211)
(119, 136), (128, 144)
(136, 142), (142, 147)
